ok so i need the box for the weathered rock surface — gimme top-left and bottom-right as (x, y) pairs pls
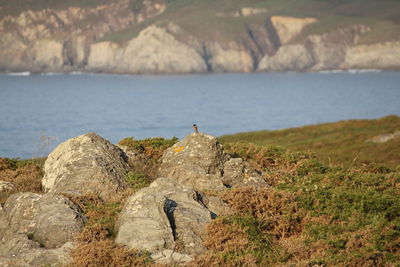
(271, 16), (317, 45)
(116, 178), (212, 263)
(87, 24), (207, 73)
(0, 192), (83, 266)
(159, 132), (267, 192)
(342, 41), (400, 69)
(367, 130), (400, 143)
(3, 192), (85, 248)
(258, 44), (314, 71)
(204, 41), (254, 73)
(159, 133), (226, 191)
(42, 132), (130, 201)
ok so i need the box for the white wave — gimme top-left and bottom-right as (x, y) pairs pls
(5, 72), (31, 76)
(348, 69), (382, 74)
(319, 69), (345, 74)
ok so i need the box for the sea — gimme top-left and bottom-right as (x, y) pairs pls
(1, 70), (399, 159)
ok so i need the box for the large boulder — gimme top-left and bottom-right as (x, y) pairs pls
(3, 192), (85, 249)
(115, 178), (212, 263)
(42, 132), (130, 201)
(158, 133), (267, 192)
(0, 192), (83, 267)
(158, 133), (226, 192)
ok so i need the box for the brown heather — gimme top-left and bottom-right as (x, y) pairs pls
(0, 157), (43, 204)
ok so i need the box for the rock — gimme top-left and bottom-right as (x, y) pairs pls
(258, 44), (314, 71)
(0, 33), (28, 72)
(271, 16), (317, 45)
(87, 24), (207, 73)
(30, 39), (64, 71)
(205, 41), (254, 72)
(42, 132), (130, 201)
(116, 178), (212, 263)
(158, 133), (226, 192)
(0, 192), (82, 266)
(342, 41), (400, 70)
(241, 7), (267, 17)
(367, 130), (400, 143)
(0, 234), (73, 267)
(0, 181), (14, 193)
(306, 24), (369, 71)
(3, 192), (85, 249)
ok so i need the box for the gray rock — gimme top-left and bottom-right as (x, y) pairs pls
(116, 178), (212, 263)
(0, 233), (73, 267)
(42, 132), (130, 201)
(0, 192), (82, 266)
(158, 133), (226, 192)
(0, 181), (14, 193)
(3, 192), (85, 249)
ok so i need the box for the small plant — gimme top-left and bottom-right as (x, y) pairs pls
(125, 171), (150, 192)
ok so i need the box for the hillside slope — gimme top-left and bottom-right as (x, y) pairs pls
(1, 0), (400, 73)
(220, 115), (400, 168)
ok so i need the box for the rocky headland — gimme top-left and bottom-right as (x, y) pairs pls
(1, 0), (399, 74)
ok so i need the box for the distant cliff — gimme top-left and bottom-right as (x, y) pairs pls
(1, 0), (399, 74)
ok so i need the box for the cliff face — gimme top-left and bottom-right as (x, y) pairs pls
(0, 1), (399, 73)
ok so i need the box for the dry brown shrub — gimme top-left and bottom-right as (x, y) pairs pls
(203, 218), (250, 253)
(70, 240), (153, 267)
(223, 186), (304, 238)
(0, 163), (43, 204)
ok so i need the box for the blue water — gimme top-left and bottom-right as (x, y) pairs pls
(1, 71), (399, 158)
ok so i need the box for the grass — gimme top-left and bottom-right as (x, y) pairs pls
(195, 142), (400, 266)
(219, 115), (400, 169)
(2, 0), (400, 46)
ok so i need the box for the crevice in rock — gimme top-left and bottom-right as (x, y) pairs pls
(201, 43), (213, 72)
(244, 24), (264, 57)
(164, 198), (178, 241)
(264, 17), (281, 55)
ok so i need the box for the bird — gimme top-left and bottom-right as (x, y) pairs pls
(193, 124), (198, 133)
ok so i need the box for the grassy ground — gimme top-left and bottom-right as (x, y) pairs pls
(219, 115), (400, 169)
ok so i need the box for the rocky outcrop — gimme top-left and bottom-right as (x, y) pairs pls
(115, 177), (211, 263)
(42, 132), (130, 201)
(270, 16), (317, 45)
(0, 0), (166, 72)
(258, 44), (314, 71)
(159, 132), (267, 192)
(0, 192), (84, 266)
(342, 41), (400, 69)
(203, 41), (254, 73)
(87, 25), (207, 73)
(159, 133), (226, 191)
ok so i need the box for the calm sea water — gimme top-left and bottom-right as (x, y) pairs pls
(1, 71), (399, 158)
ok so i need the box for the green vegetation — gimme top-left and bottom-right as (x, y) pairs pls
(4, 0), (397, 45)
(125, 171), (150, 192)
(220, 115), (400, 168)
(195, 143), (400, 266)
(100, 0), (400, 44)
